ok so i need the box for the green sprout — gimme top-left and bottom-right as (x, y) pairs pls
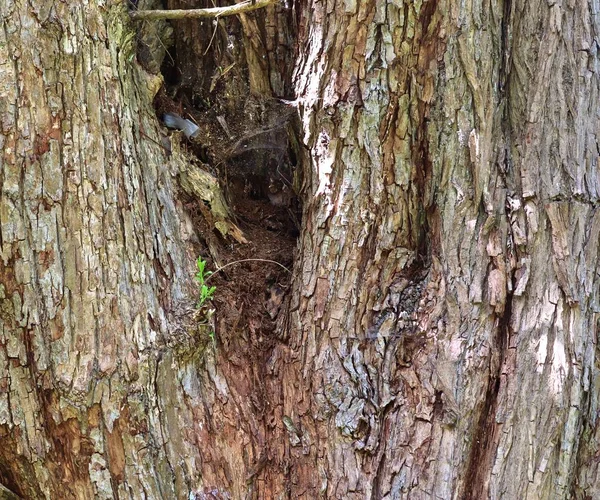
(194, 255), (292, 310)
(195, 256), (216, 308)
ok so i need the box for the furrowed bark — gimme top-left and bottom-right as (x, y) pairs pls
(274, 0), (600, 497)
(2, 0), (600, 498)
(0, 2), (209, 498)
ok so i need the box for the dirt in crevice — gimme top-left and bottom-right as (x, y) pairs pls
(141, 12), (302, 490)
(173, 133), (299, 350)
(147, 14), (303, 340)
(207, 191), (298, 348)
(171, 100), (300, 490)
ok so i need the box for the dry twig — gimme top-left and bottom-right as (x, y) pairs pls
(130, 0), (278, 21)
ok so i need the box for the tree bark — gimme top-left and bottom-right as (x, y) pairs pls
(0, 2), (207, 498)
(2, 0), (600, 499)
(275, 0), (600, 498)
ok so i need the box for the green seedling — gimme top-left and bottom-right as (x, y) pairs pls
(195, 256), (292, 310)
(195, 257), (216, 308)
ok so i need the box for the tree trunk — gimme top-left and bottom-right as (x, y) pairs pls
(2, 0), (600, 499)
(278, 0), (600, 498)
(0, 2), (207, 498)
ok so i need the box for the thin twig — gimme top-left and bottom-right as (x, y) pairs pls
(203, 19), (220, 55)
(206, 258), (291, 282)
(130, 0), (278, 21)
(139, 129), (171, 153)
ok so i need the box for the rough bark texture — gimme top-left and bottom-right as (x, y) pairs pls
(2, 0), (600, 499)
(278, 0), (600, 498)
(0, 1), (208, 498)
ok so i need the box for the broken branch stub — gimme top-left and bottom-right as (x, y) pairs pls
(130, 0), (279, 21)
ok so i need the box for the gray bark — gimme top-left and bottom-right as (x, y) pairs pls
(1, 0), (600, 499)
(275, 0), (600, 498)
(0, 2), (205, 498)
